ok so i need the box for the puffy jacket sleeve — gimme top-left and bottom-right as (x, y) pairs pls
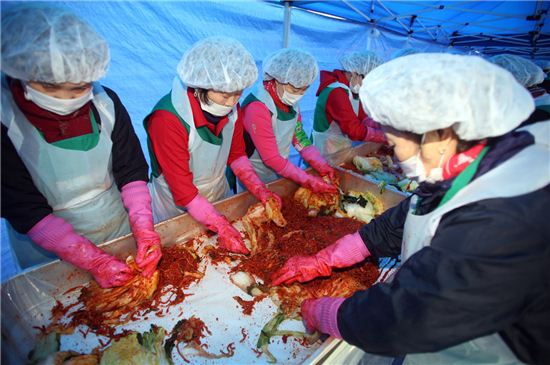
(104, 87), (149, 188)
(358, 197), (410, 259)
(337, 189), (550, 362)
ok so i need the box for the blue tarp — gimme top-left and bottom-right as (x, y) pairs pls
(286, 1), (549, 57)
(0, 0), (548, 280)
(0, 1), (449, 172)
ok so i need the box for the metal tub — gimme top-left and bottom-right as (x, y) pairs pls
(1, 168), (406, 364)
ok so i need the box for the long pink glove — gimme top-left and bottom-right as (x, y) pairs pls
(230, 156), (282, 207)
(362, 117), (381, 130)
(301, 297), (345, 338)
(28, 214), (134, 288)
(279, 162), (337, 194)
(185, 194), (249, 254)
(300, 146), (336, 181)
(364, 127), (386, 144)
(120, 181), (162, 278)
(271, 232), (369, 285)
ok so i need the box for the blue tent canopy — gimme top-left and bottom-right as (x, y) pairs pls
(1, 1), (549, 283)
(271, 1), (550, 58)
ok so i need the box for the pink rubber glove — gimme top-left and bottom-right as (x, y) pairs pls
(272, 232), (369, 285)
(28, 214), (134, 288)
(120, 181), (162, 278)
(185, 194), (249, 254)
(230, 156), (282, 207)
(301, 297), (345, 338)
(300, 146), (336, 181)
(364, 127), (387, 144)
(362, 117), (381, 130)
(279, 162), (337, 194)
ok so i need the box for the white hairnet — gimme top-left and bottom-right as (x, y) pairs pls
(360, 53), (534, 140)
(263, 48), (318, 88)
(534, 59), (550, 72)
(390, 48), (420, 60)
(1, 5), (109, 83)
(339, 51), (382, 76)
(489, 54), (544, 87)
(177, 37), (258, 93)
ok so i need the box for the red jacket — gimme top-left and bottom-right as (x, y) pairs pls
(146, 89), (246, 206)
(316, 69), (372, 141)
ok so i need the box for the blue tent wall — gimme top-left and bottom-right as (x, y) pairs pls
(1, 0), (446, 171)
(0, 0), (537, 280)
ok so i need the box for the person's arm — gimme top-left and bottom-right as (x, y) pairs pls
(242, 102), (336, 193)
(242, 101), (289, 172)
(105, 87), (161, 276)
(326, 88), (368, 141)
(358, 197), (410, 259)
(147, 110), (247, 255)
(229, 109), (282, 206)
(104, 87), (148, 188)
(336, 194), (549, 356)
(146, 110), (197, 207)
(293, 115), (336, 180)
(226, 106), (248, 166)
(271, 198), (409, 285)
(1, 126), (133, 287)
(1, 125), (52, 233)
(326, 88), (384, 143)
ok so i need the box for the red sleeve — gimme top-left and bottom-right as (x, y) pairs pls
(326, 88), (368, 141)
(358, 101), (367, 120)
(226, 107), (248, 166)
(147, 110), (198, 207)
(242, 101), (289, 173)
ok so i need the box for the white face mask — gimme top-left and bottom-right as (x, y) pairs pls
(350, 82), (361, 94)
(402, 133), (448, 183)
(280, 89), (303, 106)
(24, 84), (93, 115)
(200, 99), (233, 117)
(399, 153), (425, 180)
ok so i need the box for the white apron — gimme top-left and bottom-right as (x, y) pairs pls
(1, 80), (130, 268)
(312, 81), (358, 157)
(149, 77), (237, 223)
(247, 85), (299, 184)
(399, 121), (549, 365)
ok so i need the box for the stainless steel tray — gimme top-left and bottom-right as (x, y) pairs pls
(1, 167), (406, 364)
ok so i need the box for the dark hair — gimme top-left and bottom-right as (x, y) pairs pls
(435, 128), (479, 153)
(195, 88), (209, 104)
(457, 139), (480, 153)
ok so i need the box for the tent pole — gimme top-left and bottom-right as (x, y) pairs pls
(283, 0), (291, 48)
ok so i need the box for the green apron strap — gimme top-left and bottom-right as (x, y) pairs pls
(438, 146), (490, 207)
(44, 110), (100, 151)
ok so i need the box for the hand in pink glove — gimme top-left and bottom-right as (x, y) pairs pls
(230, 156), (282, 207)
(217, 221), (250, 254)
(300, 146), (336, 181)
(364, 127), (387, 144)
(121, 181), (162, 278)
(272, 232), (369, 286)
(279, 162), (338, 194)
(186, 194), (249, 255)
(301, 297), (346, 338)
(28, 214), (134, 288)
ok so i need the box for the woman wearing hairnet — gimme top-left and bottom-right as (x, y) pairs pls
(1, 6), (161, 287)
(534, 59), (550, 93)
(145, 37), (280, 255)
(312, 51), (386, 157)
(272, 54), (549, 364)
(240, 48), (337, 192)
(489, 54), (550, 123)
